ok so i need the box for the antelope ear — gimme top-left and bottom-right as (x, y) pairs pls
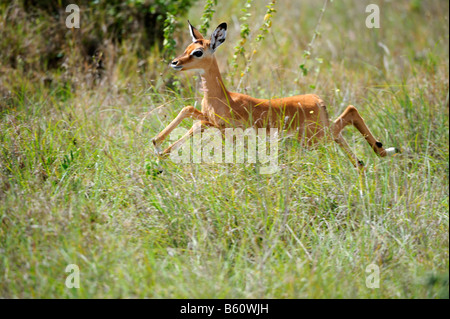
(188, 20), (204, 42)
(210, 22), (227, 52)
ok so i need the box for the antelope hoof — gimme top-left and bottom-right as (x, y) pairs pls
(152, 138), (163, 157)
(385, 147), (400, 157)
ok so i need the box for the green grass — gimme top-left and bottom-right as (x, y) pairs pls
(0, 0), (448, 298)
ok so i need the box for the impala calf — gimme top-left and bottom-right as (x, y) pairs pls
(152, 21), (399, 169)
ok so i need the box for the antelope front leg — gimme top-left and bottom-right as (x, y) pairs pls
(161, 120), (217, 156)
(152, 106), (208, 156)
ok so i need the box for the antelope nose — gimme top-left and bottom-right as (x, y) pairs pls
(171, 60), (179, 66)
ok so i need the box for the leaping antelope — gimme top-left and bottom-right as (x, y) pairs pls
(152, 21), (399, 169)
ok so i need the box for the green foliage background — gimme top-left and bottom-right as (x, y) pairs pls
(0, 0), (448, 298)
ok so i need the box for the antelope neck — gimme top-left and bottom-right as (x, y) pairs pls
(200, 57), (230, 103)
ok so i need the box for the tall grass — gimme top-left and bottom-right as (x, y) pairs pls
(0, 0), (448, 298)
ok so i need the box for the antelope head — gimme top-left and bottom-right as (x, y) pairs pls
(170, 21), (227, 72)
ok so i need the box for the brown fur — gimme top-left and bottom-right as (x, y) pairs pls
(152, 22), (397, 168)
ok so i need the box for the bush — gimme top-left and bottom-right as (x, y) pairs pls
(1, 0), (197, 75)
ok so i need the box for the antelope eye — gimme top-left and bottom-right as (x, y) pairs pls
(192, 50), (203, 57)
